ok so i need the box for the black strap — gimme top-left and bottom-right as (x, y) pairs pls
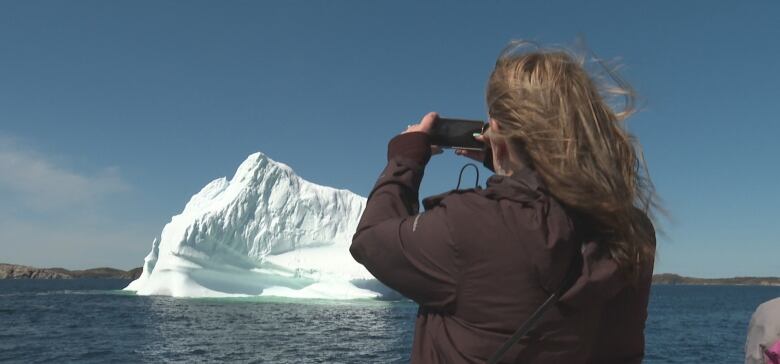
(456, 163), (481, 190)
(486, 256), (581, 364)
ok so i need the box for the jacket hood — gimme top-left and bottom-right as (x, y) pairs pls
(560, 207), (656, 309)
(559, 240), (633, 308)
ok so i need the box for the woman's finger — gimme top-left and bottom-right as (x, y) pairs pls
(402, 112), (438, 134)
(454, 148), (484, 162)
(419, 112), (438, 133)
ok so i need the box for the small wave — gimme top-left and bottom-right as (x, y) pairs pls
(78, 350), (114, 360)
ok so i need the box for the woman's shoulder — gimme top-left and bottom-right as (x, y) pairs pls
(421, 187), (490, 211)
(421, 183), (570, 236)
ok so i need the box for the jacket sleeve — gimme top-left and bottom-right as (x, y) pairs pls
(350, 132), (458, 310)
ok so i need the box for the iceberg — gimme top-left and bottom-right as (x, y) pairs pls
(125, 152), (387, 299)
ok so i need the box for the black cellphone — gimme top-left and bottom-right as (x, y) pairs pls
(429, 117), (487, 150)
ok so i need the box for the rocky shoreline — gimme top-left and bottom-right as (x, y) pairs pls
(0, 263), (142, 280)
(652, 273), (780, 286)
(2, 263), (778, 286)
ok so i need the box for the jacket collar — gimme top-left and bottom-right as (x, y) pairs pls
(487, 167), (543, 191)
(423, 168), (545, 210)
(483, 167), (546, 202)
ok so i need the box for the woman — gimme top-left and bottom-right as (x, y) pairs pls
(350, 42), (658, 363)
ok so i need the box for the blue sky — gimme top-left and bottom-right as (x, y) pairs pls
(1, 1), (778, 277)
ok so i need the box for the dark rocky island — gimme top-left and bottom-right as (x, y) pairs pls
(652, 273), (780, 286)
(0, 263), (142, 280)
(2, 263), (778, 286)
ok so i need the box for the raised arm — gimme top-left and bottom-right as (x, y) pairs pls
(350, 116), (458, 310)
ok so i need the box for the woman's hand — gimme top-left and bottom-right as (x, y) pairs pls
(454, 134), (488, 162)
(403, 112), (438, 134)
(403, 112), (443, 155)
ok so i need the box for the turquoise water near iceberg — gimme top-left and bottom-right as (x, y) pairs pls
(1, 279), (778, 363)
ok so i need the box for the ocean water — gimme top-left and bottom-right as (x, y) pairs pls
(1, 280), (778, 363)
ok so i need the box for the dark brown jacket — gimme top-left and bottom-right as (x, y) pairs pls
(350, 132), (655, 363)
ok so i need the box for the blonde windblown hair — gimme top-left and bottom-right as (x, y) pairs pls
(486, 41), (659, 279)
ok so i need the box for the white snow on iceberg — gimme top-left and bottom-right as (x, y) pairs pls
(125, 152), (388, 299)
